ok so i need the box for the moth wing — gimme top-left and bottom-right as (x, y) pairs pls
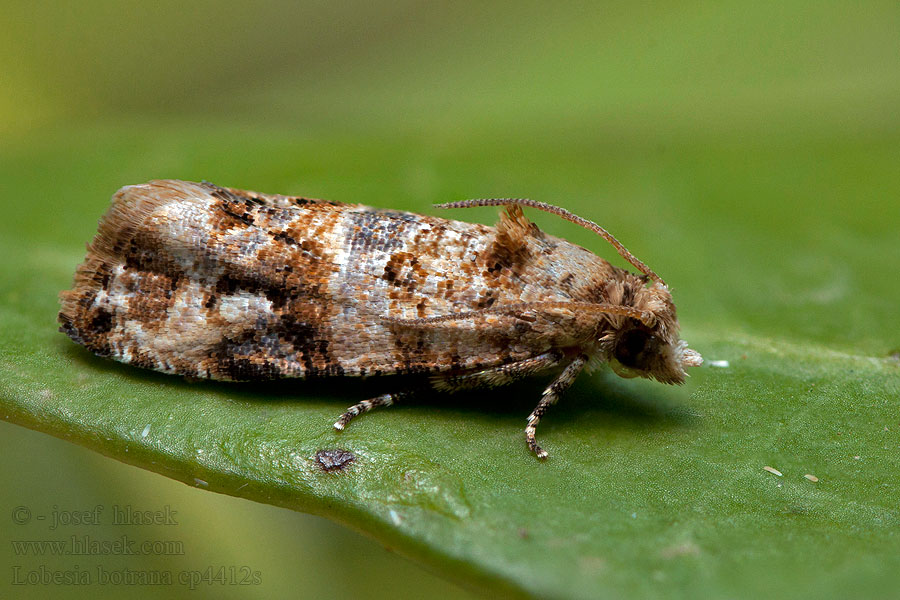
(59, 180), (347, 380)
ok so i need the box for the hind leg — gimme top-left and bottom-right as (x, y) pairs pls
(430, 351), (564, 392)
(333, 391), (416, 430)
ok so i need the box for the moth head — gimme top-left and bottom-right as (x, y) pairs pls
(608, 327), (702, 384)
(605, 282), (702, 384)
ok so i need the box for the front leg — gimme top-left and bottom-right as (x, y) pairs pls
(526, 354), (589, 459)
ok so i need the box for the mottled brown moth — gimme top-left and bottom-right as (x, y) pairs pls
(59, 180), (702, 459)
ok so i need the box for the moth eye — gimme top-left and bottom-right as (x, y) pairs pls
(614, 329), (653, 369)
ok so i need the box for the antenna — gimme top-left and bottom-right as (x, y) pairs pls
(435, 198), (664, 286)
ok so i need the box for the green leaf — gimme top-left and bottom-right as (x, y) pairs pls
(2, 3), (900, 598)
(3, 123), (899, 599)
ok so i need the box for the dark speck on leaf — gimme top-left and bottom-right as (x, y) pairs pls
(315, 448), (355, 472)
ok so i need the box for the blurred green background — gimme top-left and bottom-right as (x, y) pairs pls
(2, 1), (899, 599)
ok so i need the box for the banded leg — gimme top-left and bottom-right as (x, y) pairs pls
(526, 354), (589, 459)
(333, 391), (413, 431)
(431, 351), (564, 393)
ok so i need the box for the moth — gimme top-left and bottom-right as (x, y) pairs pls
(59, 180), (702, 459)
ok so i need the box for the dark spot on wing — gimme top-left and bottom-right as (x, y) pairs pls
(90, 307), (114, 334)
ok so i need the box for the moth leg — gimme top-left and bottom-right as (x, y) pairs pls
(526, 354), (589, 460)
(333, 391), (412, 431)
(431, 351), (564, 393)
